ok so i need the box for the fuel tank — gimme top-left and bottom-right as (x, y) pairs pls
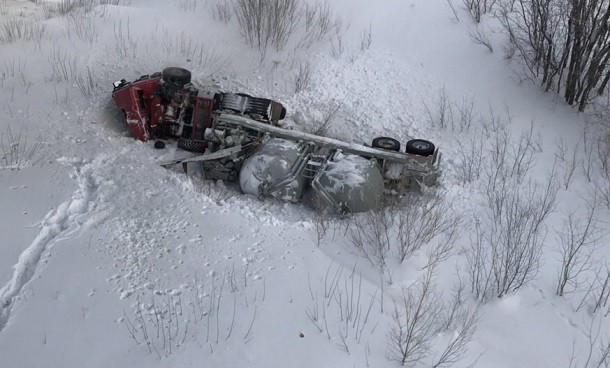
(239, 138), (309, 202)
(311, 153), (384, 214)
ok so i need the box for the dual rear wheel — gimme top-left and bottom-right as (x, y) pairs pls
(371, 137), (435, 156)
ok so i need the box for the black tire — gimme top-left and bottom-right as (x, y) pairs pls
(162, 67), (191, 86)
(405, 139), (435, 156)
(177, 138), (207, 153)
(154, 140), (166, 149)
(372, 137), (401, 151)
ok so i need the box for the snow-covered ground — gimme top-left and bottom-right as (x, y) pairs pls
(1, 0), (609, 367)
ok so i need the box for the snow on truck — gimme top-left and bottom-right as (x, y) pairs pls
(112, 67), (441, 214)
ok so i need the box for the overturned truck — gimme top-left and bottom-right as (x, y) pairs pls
(112, 67), (441, 214)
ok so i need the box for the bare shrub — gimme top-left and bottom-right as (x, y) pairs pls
(306, 264), (378, 353)
(567, 317), (610, 368)
(123, 294), (188, 358)
(233, 0), (343, 54)
(212, 0), (232, 23)
(499, 0), (610, 111)
(1, 57), (27, 79)
(465, 111), (557, 301)
(455, 133), (484, 183)
(577, 262), (610, 316)
(592, 267), (610, 316)
(493, 180), (556, 295)
(160, 33), (227, 74)
(48, 48), (78, 82)
(177, 0), (199, 12)
(465, 219), (494, 301)
(309, 100), (341, 136)
(387, 270), (443, 366)
(454, 95), (477, 132)
(0, 18), (46, 45)
(598, 133), (610, 179)
(595, 132), (610, 208)
(0, 125), (46, 170)
(360, 23), (372, 51)
(65, 13), (99, 45)
(423, 86), (454, 130)
(350, 208), (393, 275)
(554, 138), (580, 190)
(555, 203), (605, 296)
(45, 46), (99, 96)
(426, 89), (479, 133)
(596, 179), (610, 209)
(432, 305), (479, 367)
(350, 191), (460, 278)
(293, 60), (312, 93)
(581, 124), (596, 183)
(393, 191), (460, 263)
(424, 224), (459, 270)
(0, 1), (8, 16)
(113, 18), (137, 59)
(297, 1), (343, 49)
(446, 0), (461, 22)
(481, 112), (540, 198)
(233, 0), (301, 52)
(387, 268), (479, 367)
(463, 0), (497, 22)
(123, 271), (261, 357)
(43, 0), (86, 17)
(330, 34), (345, 59)
(313, 207), (330, 247)
(469, 26), (493, 52)
(467, 173), (558, 301)
(75, 67), (98, 96)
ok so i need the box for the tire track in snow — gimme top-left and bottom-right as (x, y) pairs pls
(0, 155), (111, 333)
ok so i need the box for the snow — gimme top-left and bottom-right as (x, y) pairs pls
(0, 0), (609, 367)
(323, 153), (371, 189)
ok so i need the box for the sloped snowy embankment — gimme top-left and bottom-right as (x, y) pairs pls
(0, 0), (609, 368)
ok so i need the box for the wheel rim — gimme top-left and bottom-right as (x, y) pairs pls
(412, 141), (430, 150)
(378, 139), (396, 149)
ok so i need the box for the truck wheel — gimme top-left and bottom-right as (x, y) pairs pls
(405, 139), (435, 156)
(372, 137), (400, 151)
(178, 138), (207, 153)
(162, 67), (191, 86)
